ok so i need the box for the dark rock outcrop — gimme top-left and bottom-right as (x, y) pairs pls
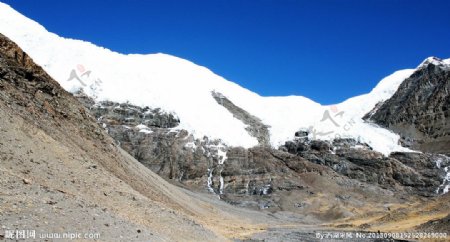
(77, 96), (180, 129)
(364, 57), (450, 155)
(212, 91), (270, 146)
(280, 135), (449, 197)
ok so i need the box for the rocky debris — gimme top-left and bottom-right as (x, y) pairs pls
(281, 135), (372, 155)
(364, 57), (450, 155)
(77, 93), (180, 129)
(212, 91), (271, 146)
(332, 138), (372, 150)
(219, 147), (328, 210)
(280, 133), (447, 197)
(416, 213), (450, 233)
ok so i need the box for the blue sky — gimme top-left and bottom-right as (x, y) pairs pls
(3, 0), (450, 104)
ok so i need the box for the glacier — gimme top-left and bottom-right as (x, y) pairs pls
(0, 2), (430, 155)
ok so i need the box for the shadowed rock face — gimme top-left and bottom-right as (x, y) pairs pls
(364, 58), (450, 155)
(280, 136), (450, 197)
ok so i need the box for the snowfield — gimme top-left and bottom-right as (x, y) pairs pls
(1, 2), (446, 155)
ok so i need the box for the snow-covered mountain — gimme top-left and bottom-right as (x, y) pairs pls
(0, 2), (439, 155)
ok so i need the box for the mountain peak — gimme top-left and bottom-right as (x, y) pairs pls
(417, 56), (450, 69)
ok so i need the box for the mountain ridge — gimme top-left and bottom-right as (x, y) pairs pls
(0, 1), (447, 155)
(365, 57), (450, 155)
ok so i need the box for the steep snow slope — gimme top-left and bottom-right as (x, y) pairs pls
(0, 2), (423, 155)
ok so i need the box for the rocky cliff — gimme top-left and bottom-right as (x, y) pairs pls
(280, 135), (450, 196)
(364, 57), (450, 155)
